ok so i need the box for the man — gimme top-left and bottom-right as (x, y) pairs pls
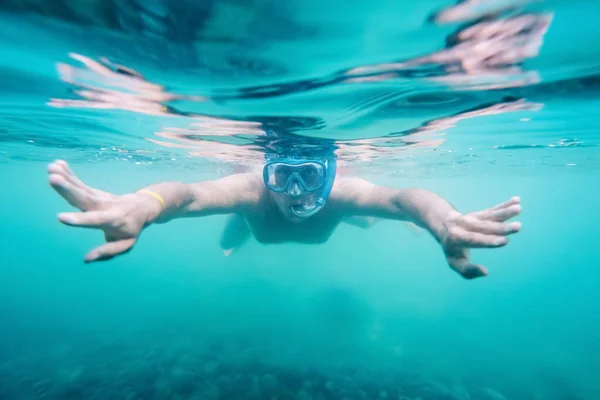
(47, 151), (521, 280)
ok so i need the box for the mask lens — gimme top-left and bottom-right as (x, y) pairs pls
(275, 165), (294, 187)
(298, 164), (323, 191)
(264, 162), (325, 192)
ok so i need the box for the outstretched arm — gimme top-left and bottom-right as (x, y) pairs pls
(139, 175), (261, 223)
(337, 177), (521, 279)
(48, 160), (261, 262)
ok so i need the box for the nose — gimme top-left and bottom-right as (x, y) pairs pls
(287, 181), (302, 196)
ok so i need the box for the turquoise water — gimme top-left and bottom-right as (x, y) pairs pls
(1, 1), (600, 399)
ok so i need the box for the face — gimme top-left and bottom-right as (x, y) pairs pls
(263, 157), (335, 222)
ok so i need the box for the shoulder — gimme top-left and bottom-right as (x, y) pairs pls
(329, 176), (378, 207)
(222, 172), (265, 199)
(332, 176), (377, 197)
(218, 171), (263, 188)
(329, 175), (398, 212)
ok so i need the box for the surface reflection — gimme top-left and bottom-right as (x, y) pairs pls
(45, 1), (557, 169)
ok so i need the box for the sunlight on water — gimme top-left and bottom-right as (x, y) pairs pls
(1, 0), (600, 399)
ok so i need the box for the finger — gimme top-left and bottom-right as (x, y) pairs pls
(48, 160), (88, 192)
(50, 161), (115, 200)
(49, 174), (94, 211)
(58, 211), (112, 228)
(473, 204), (521, 222)
(48, 99), (113, 109)
(57, 160), (109, 199)
(48, 161), (69, 179)
(451, 227), (509, 248)
(490, 196), (520, 211)
(462, 216), (521, 235)
(69, 53), (113, 75)
(84, 238), (136, 263)
(55, 160), (86, 187)
(448, 256), (489, 280)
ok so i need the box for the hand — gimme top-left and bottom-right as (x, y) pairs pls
(439, 197), (522, 279)
(48, 160), (161, 263)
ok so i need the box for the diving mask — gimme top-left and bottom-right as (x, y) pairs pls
(263, 158), (337, 218)
(263, 160), (327, 194)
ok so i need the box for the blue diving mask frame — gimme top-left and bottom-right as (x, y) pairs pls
(263, 158), (337, 218)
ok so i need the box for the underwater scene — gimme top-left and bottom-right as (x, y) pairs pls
(1, 0), (599, 399)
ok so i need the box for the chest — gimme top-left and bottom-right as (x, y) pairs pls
(244, 210), (342, 244)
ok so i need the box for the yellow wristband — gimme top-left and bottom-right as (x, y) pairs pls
(138, 189), (166, 210)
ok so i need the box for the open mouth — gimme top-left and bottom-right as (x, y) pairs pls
(289, 199), (312, 207)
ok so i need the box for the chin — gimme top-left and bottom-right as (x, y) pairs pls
(287, 214), (306, 223)
(278, 207), (303, 222)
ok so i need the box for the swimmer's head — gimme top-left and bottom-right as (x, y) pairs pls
(260, 130), (338, 220)
(263, 153), (337, 221)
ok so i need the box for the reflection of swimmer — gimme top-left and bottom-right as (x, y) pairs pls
(345, 11), (552, 91)
(50, 53), (207, 113)
(48, 144), (521, 280)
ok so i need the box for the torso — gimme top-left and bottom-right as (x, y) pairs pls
(242, 189), (345, 245)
